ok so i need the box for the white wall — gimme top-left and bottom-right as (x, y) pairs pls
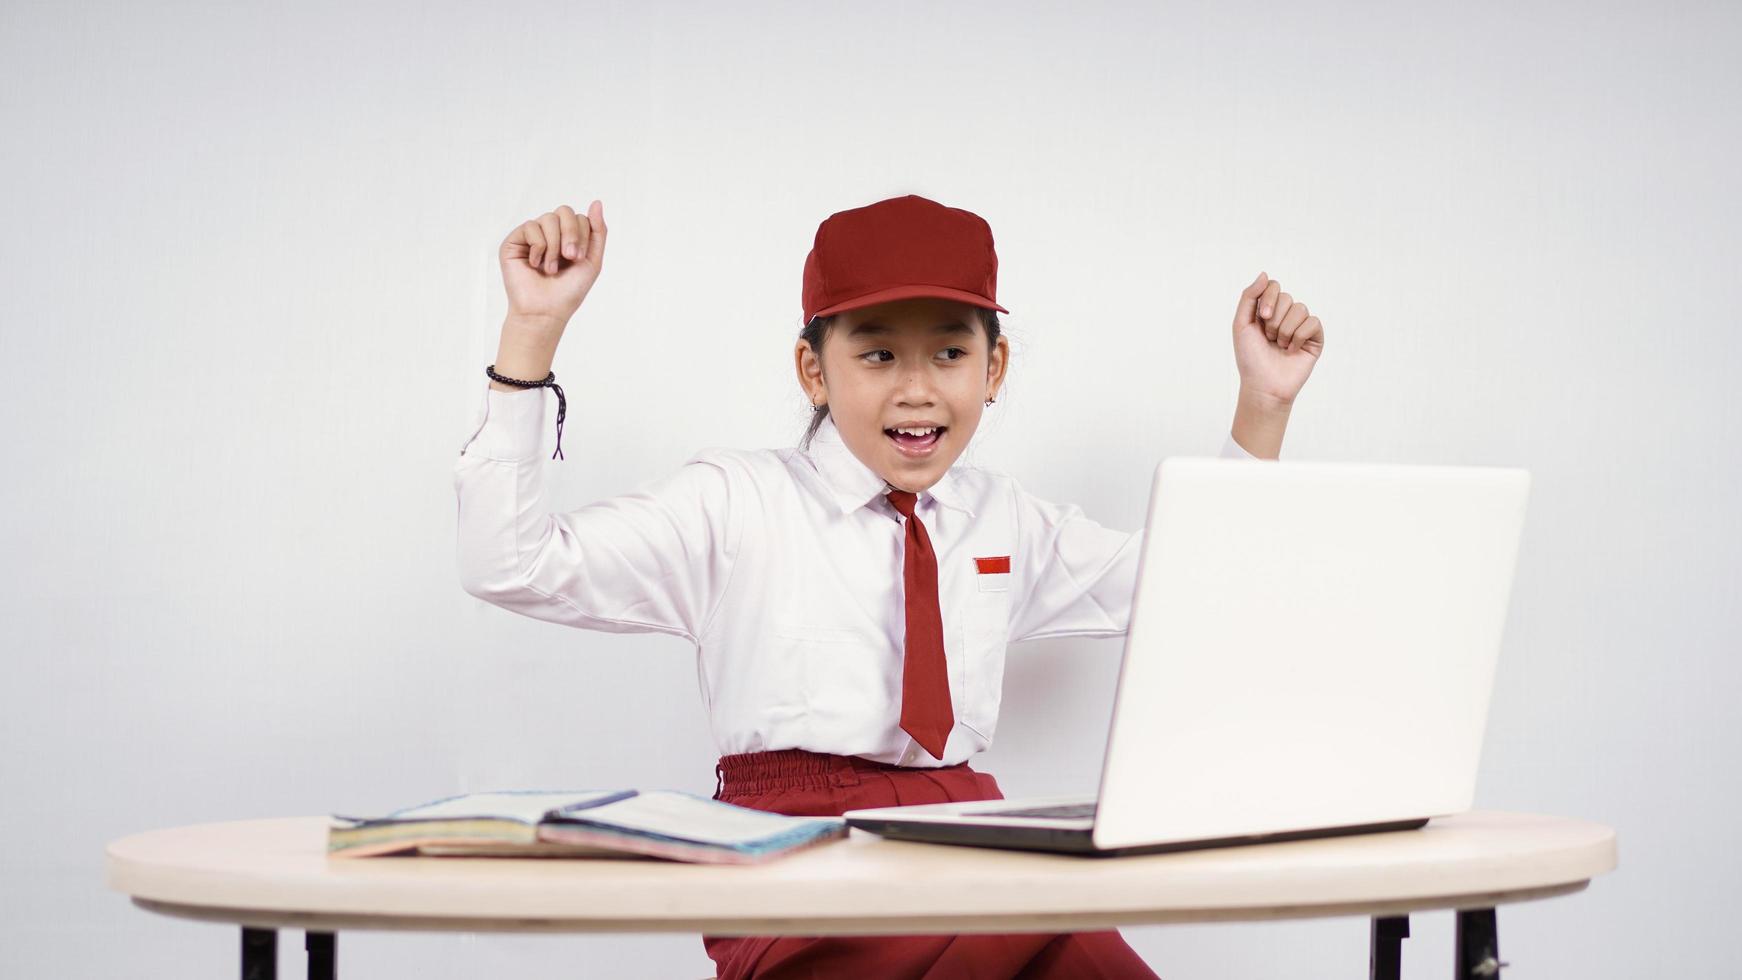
(3, 1), (1735, 976)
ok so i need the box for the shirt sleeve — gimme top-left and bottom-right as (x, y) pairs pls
(1006, 476), (1143, 643)
(1221, 430), (1261, 459)
(1006, 432), (1264, 642)
(453, 380), (741, 642)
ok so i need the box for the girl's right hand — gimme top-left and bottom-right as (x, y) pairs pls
(499, 201), (608, 339)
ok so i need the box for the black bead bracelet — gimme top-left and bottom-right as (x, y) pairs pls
(484, 364), (567, 460)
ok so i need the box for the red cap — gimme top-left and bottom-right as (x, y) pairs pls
(800, 194), (1010, 326)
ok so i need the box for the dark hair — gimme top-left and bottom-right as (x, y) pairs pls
(797, 307), (1003, 452)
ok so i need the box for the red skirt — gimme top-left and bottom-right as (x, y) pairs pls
(700, 748), (1161, 979)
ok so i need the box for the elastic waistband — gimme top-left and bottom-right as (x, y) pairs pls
(713, 748), (972, 798)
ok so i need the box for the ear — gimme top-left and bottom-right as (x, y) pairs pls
(795, 339), (825, 404)
(986, 334), (1009, 398)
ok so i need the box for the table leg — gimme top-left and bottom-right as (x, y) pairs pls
(305, 931), (336, 980)
(1369, 914), (1408, 980)
(241, 927), (275, 980)
(1455, 907), (1507, 978)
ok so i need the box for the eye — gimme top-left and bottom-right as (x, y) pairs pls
(858, 350), (893, 363)
(940, 347), (967, 360)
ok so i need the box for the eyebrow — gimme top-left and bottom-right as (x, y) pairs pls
(846, 319), (975, 338)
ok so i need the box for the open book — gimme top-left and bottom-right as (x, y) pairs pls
(328, 789), (847, 865)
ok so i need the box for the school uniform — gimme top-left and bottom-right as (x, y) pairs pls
(455, 379), (1258, 978)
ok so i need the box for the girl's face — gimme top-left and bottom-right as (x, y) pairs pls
(796, 296), (1008, 494)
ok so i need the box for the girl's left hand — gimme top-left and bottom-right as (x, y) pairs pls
(1231, 271), (1325, 406)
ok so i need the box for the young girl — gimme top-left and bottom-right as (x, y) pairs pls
(455, 194), (1325, 979)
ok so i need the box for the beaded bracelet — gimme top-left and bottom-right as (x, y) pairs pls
(484, 364), (567, 460)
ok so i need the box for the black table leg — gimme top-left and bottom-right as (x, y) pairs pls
(1369, 914), (1408, 980)
(1456, 907), (1508, 978)
(305, 931), (336, 980)
(242, 927), (275, 980)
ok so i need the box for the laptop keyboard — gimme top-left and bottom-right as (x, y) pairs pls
(976, 802), (1098, 820)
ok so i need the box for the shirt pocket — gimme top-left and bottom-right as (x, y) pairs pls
(959, 559), (1012, 740)
(773, 618), (896, 739)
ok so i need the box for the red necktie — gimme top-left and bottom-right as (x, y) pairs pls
(885, 488), (953, 760)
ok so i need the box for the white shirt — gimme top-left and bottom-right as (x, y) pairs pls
(455, 381), (1260, 767)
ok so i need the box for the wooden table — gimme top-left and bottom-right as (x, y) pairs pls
(105, 808), (1616, 979)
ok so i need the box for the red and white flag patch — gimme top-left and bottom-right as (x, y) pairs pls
(974, 555), (1010, 591)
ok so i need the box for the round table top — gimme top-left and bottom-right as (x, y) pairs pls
(105, 809), (1617, 935)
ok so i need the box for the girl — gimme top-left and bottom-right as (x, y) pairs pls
(455, 194), (1325, 979)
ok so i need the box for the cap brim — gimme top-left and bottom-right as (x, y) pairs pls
(809, 284), (1009, 320)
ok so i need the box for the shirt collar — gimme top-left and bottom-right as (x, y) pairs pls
(806, 413), (975, 519)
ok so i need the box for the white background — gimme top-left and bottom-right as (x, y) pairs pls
(3, 1), (1736, 976)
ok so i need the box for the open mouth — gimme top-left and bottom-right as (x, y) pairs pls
(884, 426), (946, 456)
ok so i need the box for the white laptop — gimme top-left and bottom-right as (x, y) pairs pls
(844, 454), (1532, 856)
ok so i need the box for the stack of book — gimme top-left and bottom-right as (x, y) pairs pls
(328, 789), (847, 865)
